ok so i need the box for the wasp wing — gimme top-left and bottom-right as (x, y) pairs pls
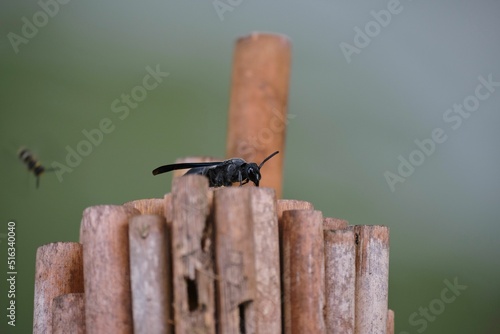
(152, 161), (223, 175)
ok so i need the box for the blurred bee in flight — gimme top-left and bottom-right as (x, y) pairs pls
(18, 147), (57, 188)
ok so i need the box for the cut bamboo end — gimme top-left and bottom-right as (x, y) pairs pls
(323, 217), (349, 230)
(129, 214), (170, 334)
(282, 210), (326, 334)
(226, 32), (292, 198)
(124, 198), (165, 215)
(79, 205), (140, 334)
(52, 293), (85, 334)
(277, 199), (314, 219)
(33, 242), (83, 334)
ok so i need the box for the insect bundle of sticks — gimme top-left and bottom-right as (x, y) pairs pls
(32, 32), (394, 333)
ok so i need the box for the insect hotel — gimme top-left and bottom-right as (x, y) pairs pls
(33, 33), (393, 334)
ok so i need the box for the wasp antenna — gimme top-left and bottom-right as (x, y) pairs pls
(258, 151), (279, 169)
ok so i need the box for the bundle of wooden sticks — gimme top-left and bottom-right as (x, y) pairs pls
(33, 174), (393, 333)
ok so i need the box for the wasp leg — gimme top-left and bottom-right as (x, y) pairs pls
(238, 171), (245, 186)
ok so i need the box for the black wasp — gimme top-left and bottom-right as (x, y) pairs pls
(18, 148), (56, 188)
(152, 151), (279, 187)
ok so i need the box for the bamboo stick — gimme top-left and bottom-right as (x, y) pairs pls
(52, 293), (85, 334)
(387, 309), (395, 334)
(129, 214), (170, 334)
(323, 217), (348, 230)
(33, 242), (83, 334)
(249, 187), (281, 333)
(171, 174), (215, 333)
(276, 199), (314, 331)
(277, 199), (314, 219)
(225, 32), (292, 198)
(351, 225), (390, 334)
(124, 198), (165, 215)
(324, 229), (356, 334)
(277, 199), (314, 240)
(282, 210), (326, 334)
(214, 187), (257, 333)
(79, 205), (139, 334)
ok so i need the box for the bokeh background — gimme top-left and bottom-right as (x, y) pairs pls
(1, 1), (500, 333)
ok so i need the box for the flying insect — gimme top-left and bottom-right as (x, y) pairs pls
(18, 148), (57, 188)
(152, 151), (279, 187)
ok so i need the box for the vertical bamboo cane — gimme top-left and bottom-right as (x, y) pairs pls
(33, 242), (83, 334)
(324, 229), (356, 334)
(52, 293), (85, 334)
(171, 174), (215, 333)
(276, 200), (314, 331)
(249, 187), (281, 333)
(79, 205), (139, 334)
(214, 187), (257, 333)
(129, 214), (170, 334)
(282, 210), (326, 334)
(352, 225), (390, 334)
(225, 32), (292, 198)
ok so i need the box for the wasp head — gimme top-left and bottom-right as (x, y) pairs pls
(245, 163), (261, 186)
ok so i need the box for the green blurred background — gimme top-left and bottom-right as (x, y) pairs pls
(1, 1), (499, 333)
